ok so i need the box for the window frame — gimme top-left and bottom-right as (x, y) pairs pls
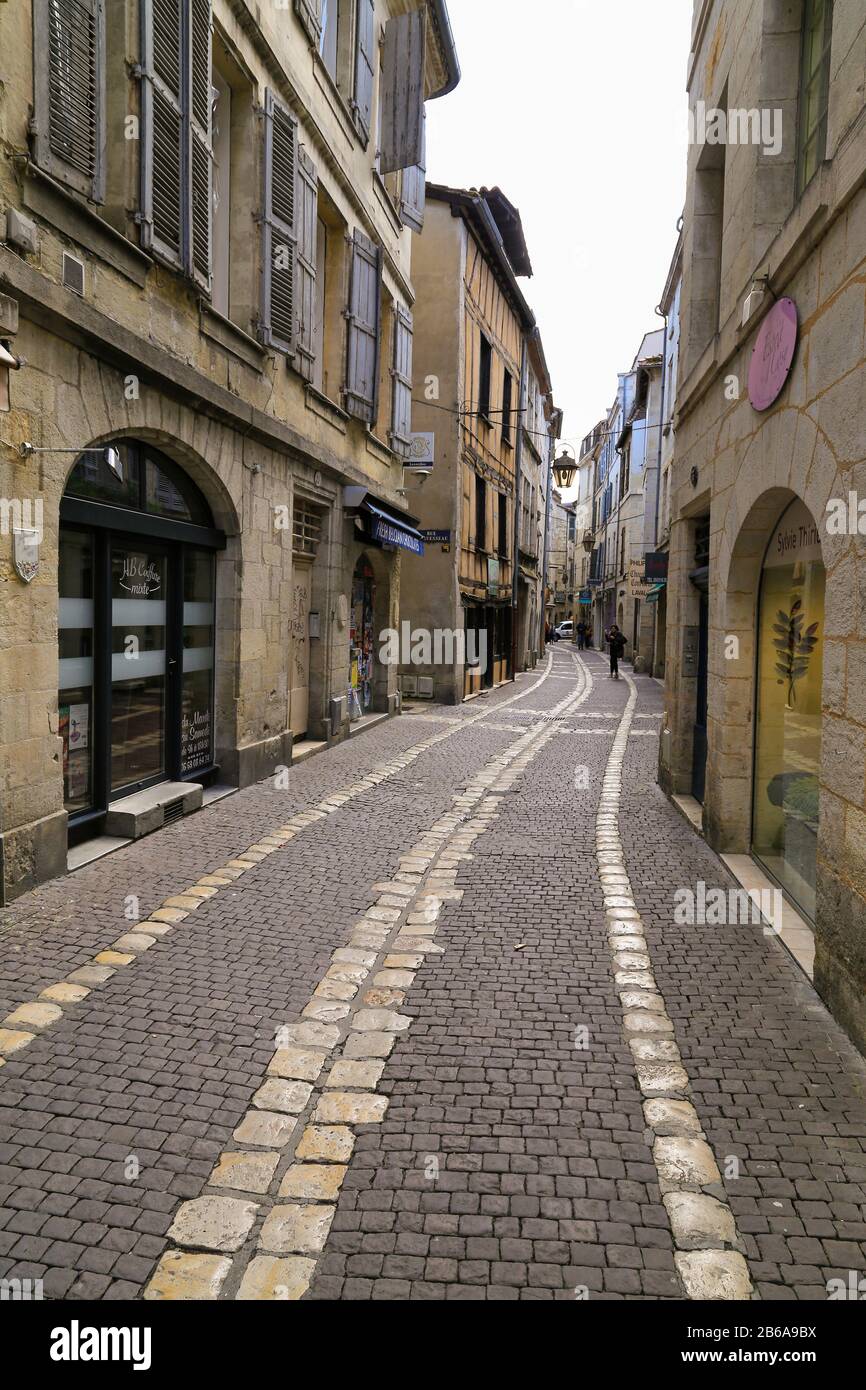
(796, 0), (834, 197)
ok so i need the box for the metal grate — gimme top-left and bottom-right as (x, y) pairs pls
(62, 251), (85, 296)
(162, 797), (185, 826)
(292, 501), (322, 557)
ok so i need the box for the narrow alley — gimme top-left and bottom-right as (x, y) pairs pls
(1, 650), (864, 1306)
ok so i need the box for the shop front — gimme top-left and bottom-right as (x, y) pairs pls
(751, 498), (824, 921)
(58, 441), (225, 844)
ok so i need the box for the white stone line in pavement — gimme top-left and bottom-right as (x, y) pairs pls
(577, 653), (753, 1302)
(145, 653), (590, 1300)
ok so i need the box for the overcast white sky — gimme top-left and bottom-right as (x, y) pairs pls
(426, 0), (692, 453)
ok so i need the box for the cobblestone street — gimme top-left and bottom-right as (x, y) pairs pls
(1, 647), (865, 1304)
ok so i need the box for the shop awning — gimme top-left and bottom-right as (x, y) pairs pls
(344, 488), (425, 556)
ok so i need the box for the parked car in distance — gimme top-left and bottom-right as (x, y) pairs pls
(555, 620), (573, 640)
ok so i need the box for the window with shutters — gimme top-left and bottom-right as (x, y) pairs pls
(501, 371), (513, 447)
(390, 304), (413, 458)
(260, 88), (298, 356)
(140, 0), (213, 290)
(475, 475), (487, 552)
(478, 334), (493, 424)
(345, 230), (382, 423)
(32, 0), (106, 201)
(352, 0), (376, 146)
(497, 492), (508, 558)
(312, 183), (349, 401)
(378, 9), (426, 175)
(295, 148), (319, 382)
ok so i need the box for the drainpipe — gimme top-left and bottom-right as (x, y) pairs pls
(510, 332), (529, 681)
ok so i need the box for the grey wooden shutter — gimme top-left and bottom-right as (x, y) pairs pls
(140, 0), (185, 268)
(260, 89), (298, 356)
(295, 148), (318, 382)
(390, 304), (413, 457)
(294, 0), (322, 48)
(379, 8), (426, 175)
(33, 0), (105, 200)
(188, 0), (213, 292)
(352, 0), (375, 145)
(140, 0), (211, 283)
(345, 230), (381, 423)
(399, 110), (426, 232)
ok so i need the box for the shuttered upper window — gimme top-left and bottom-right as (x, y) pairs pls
(33, 0), (106, 201)
(139, 0), (213, 291)
(345, 230), (382, 423)
(390, 305), (413, 457)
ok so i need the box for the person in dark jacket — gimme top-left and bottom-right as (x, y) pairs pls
(606, 624), (626, 678)
(576, 620), (587, 650)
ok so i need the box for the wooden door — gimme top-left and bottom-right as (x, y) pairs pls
(290, 561), (313, 738)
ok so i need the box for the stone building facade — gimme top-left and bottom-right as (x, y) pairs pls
(398, 185), (559, 703)
(0, 0), (459, 901)
(660, 0), (866, 1051)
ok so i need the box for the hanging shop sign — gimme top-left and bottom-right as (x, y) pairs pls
(372, 514), (424, 554)
(628, 558), (652, 599)
(748, 297), (798, 411)
(644, 550), (669, 582)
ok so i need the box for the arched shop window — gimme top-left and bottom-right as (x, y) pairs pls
(58, 442), (225, 840)
(752, 498), (825, 920)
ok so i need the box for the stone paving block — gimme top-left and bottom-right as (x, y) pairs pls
(675, 1250), (753, 1300)
(234, 1112), (299, 1149)
(144, 1251), (232, 1300)
(296, 1127), (356, 1163)
(259, 1205), (335, 1256)
(664, 1193), (737, 1250)
(342, 1031), (397, 1059)
(267, 1048), (327, 1082)
(168, 1196), (258, 1252)
(252, 1079), (313, 1115)
(278, 1164), (348, 1201)
(38, 983), (89, 1004)
(236, 1255), (317, 1301)
(0, 1028), (35, 1055)
(209, 1151), (281, 1195)
(324, 1058), (385, 1090)
(4, 1002), (62, 1030)
(313, 1093), (389, 1125)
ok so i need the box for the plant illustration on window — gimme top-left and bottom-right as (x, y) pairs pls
(772, 597), (819, 708)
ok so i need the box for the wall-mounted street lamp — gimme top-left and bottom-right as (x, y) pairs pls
(552, 450), (577, 490)
(18, 442), (124, 481)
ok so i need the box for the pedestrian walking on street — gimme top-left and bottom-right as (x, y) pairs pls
(606, 623), (626, 679)
(577, 620), (587, 650)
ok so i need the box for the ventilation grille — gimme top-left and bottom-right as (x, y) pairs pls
(162, 797), (185, 826)
(401, 674), (418, 697)
(417, 677), (434, 699)
(62, 251), (85, 296)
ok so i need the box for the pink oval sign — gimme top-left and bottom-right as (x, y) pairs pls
(748, 297), (798, 411)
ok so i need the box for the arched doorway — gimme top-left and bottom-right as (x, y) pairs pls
(751, 498), (824, 919)
(58, 441), (226, 840)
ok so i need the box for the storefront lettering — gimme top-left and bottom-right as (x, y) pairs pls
(120, 557), (161, 596)
(181, 708), (211, 773)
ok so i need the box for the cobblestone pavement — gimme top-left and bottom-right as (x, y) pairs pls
(0, 648), (865, 1301)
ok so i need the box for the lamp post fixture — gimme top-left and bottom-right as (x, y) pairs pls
(552, 449), (577, 491)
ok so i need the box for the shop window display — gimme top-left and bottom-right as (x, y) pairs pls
(752, 499), (824, 920)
